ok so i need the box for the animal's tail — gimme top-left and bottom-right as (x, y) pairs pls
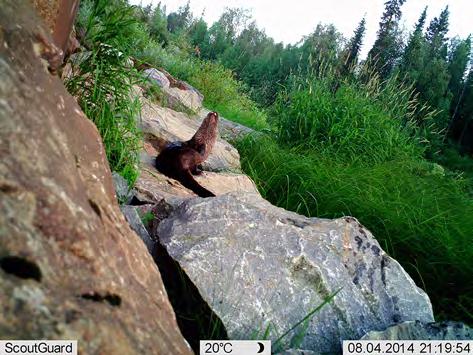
(178, 170), (215, 198)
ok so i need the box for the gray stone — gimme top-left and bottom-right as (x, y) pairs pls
(111, 172), (133, 204)
(361, 320), (473, 340)
(157, 193), (434, 353)
(143, 68), (203, 112)
(144, 68), (170, 89)
(120, 206), (155, 255)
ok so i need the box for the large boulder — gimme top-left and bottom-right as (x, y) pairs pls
(0, 2), (191, 354)
(157, 193), (434, 353)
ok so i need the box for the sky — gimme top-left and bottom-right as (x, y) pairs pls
(130, 0), (473, 58)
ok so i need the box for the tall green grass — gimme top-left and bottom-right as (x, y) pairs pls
(67, 0), (144, 185)
(273, 74), (436, 163)
(235, 73), (473, 324)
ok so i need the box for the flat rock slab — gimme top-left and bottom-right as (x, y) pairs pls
(157, 193), (434, 353)
(134, 167), (259, 204)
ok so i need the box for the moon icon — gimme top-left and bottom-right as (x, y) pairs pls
(257, 342), (265, 353)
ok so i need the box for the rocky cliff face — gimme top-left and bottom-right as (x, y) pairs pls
(0, 2), (191, 354)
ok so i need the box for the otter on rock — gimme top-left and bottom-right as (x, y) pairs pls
(155, 111), (219, 198)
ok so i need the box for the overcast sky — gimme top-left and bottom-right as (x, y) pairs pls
(131, 0), (472, 57)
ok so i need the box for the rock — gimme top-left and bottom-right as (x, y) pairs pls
(134, 167), (259, 204)
(112, 172), (133, 204)
(159, 68), (205, 103)
(144, 68), (170, 89)
(0, 3), (191, 354)
(361, 320), (473, 340)
(134, 95), (258, 200)
(157, 193), (434, 353)
(32, 0), (79, 63)
(166, 86), (203, 112)
(144, 68), (203, 112)
(120, 206), (155, 254)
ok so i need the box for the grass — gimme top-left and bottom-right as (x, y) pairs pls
(67, 0), (144, 186)
(271, 289), (341, 353)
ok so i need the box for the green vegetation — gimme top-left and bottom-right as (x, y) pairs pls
(236, 135), (473, 323)
(67, 0), (145, 185)
(136, 44), (268, 129)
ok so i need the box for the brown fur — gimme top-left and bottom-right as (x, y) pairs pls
(155, 112), (219, 198)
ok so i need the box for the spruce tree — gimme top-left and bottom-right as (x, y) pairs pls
(457, 67), (473, 147)
(413, 7), (451, 137)
(426, 6), (450, 53)
(367, 0), (406, 79)
(398, 6), (427, 82)
(448, 36), (471, 102)
(166, 1), (192, 34)
(149, 3), (169, 45)
(341, 17), (366, 74)
(447, 37), (472, 137)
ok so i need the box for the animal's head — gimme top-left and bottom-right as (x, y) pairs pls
(207, 111), (219, 125)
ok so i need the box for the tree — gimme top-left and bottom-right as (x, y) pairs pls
(301, 24), (344, 75)
(367, 0), (406, 79)
(340, 16), (366, 76)
(426, 6), (449, 54)
(205, 8), (250, 60)
(166, 1), (192, 34)
(455, 67), (473, 149)
(188, 17), (209, 55)
(447, 36), (471, 104)
(149, 2), (169, 45)
(447, 38), (472, 141)
(418, 7), (451, 133)
(398, 7), (427, 83)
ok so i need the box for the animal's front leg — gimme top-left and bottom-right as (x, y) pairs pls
(192, 164), (203, 175)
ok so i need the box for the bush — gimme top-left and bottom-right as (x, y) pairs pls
(77, 0), (150, 55)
